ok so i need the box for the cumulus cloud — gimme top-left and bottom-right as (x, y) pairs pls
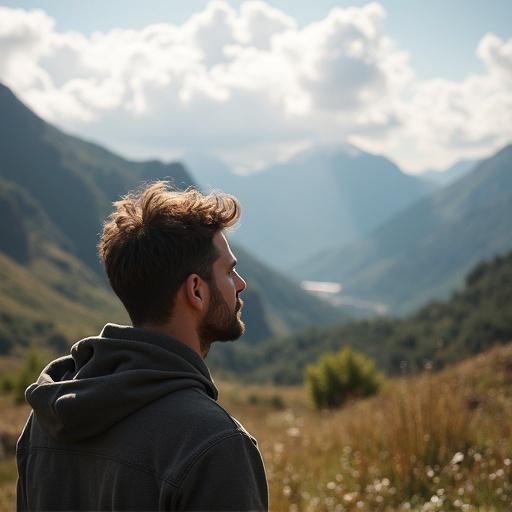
(353, 32), (512, 170)
(182, 1), (240, 66)
(0, 2), (510, 172)
(477, 33), (512, 79)
(0, 7), (54, 89)
(239, 1), (296, 49)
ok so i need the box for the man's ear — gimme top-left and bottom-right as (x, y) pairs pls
(184, 274), (207, 312)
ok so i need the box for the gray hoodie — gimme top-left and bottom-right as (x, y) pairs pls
(16, 323), (268, 511)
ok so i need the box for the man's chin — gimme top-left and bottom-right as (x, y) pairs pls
(200, 319), (245, 349)
(217, 320), (245, 342)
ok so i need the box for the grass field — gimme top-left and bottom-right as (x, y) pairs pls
(1, 342), (511, 511)
(0, 395), (28, 512)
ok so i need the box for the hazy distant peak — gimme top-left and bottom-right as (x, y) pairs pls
(286, 141), (362, 165)
(419, 158), (481, 186)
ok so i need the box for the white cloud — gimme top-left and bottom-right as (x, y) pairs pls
(477, 33), (512, 80)
(0, 7), (54, 89)
(238, 1), (296, 49)
(353, 32), (512, 171)
(182, 1), (241, 66)
(0, 2), (510, 172)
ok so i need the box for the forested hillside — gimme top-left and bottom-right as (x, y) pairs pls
(212, 250), (512, 383)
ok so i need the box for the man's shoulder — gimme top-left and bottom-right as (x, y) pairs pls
(116, 386), (256, 460)
(146, 386), (242, 435)
(128, 387), (258, 484)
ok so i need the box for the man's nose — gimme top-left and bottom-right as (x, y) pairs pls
(236, 272), (247, 293)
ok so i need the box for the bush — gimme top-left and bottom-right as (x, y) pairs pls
(305, 346), (382, 409)
(13, 349), (47, 404)
(0, 374), (14, 393)
(246, 393), (286, 410)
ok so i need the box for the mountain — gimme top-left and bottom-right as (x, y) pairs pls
(215, 249), (512, 384)
(0, 83), (345, 352)
(297, 143), (512, 312)
(184, 152), (236, 192)
(0, 83), (193, 273)
(186, 145), (434, 272)
(420, 159), (479, 186)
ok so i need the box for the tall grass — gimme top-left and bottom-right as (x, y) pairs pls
(220, 345), (512, 511)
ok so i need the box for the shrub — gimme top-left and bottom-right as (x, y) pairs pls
(269, 394), (285, 410)
(0, 374), (14, 393)
(246, 393), (286, 410)
(13, 349), (46, 404)
(305, 346), (382, 409)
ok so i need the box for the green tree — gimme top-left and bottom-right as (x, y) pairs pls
(305, 346), (382, 409)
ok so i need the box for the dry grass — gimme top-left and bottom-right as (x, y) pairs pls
(1, 344), (511, 511)
(218, 344), (512, 511)
(0, 459), (16, 512)
(0, 395), (29, 512)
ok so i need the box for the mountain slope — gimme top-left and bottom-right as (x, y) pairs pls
(0, 83), (193, 272)
(0, 178), (127, 353)
(187, 146), (433, 272)
(299, 143), (512, 312)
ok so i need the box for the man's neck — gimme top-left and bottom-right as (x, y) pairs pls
(137, 321), (203, 359)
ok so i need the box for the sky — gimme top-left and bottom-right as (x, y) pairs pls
(1, 0), (511, 173)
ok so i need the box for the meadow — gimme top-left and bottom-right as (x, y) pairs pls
(0, 342), (511, 511)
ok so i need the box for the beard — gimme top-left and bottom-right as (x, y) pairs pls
(198, 280), (245, 355)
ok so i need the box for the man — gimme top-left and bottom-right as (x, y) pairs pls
(16, 181), (268, 511)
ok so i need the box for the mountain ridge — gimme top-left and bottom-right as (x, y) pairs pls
(0, 83), (193, 271)
(187, 144), (434, 272)
(296, 143), (512, 312)
(419, 158), (479, 186)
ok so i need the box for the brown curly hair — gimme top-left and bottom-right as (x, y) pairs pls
(98, 181), (240, 325)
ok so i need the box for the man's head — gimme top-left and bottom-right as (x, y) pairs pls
(98, 181), (246, 350)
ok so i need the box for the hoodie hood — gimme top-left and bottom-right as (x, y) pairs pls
(26, 323), (218, 443)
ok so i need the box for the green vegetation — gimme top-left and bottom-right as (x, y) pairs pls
(213, 249), (512, 384)
(0, 247), (127, 355)
(12, 350), (46, 404)
(246, 392), (285, 410)
(305, 347), (382, 409)
(0, 349), (48, 403)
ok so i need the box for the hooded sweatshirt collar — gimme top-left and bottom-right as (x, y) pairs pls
(26, 324), (218, 443)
